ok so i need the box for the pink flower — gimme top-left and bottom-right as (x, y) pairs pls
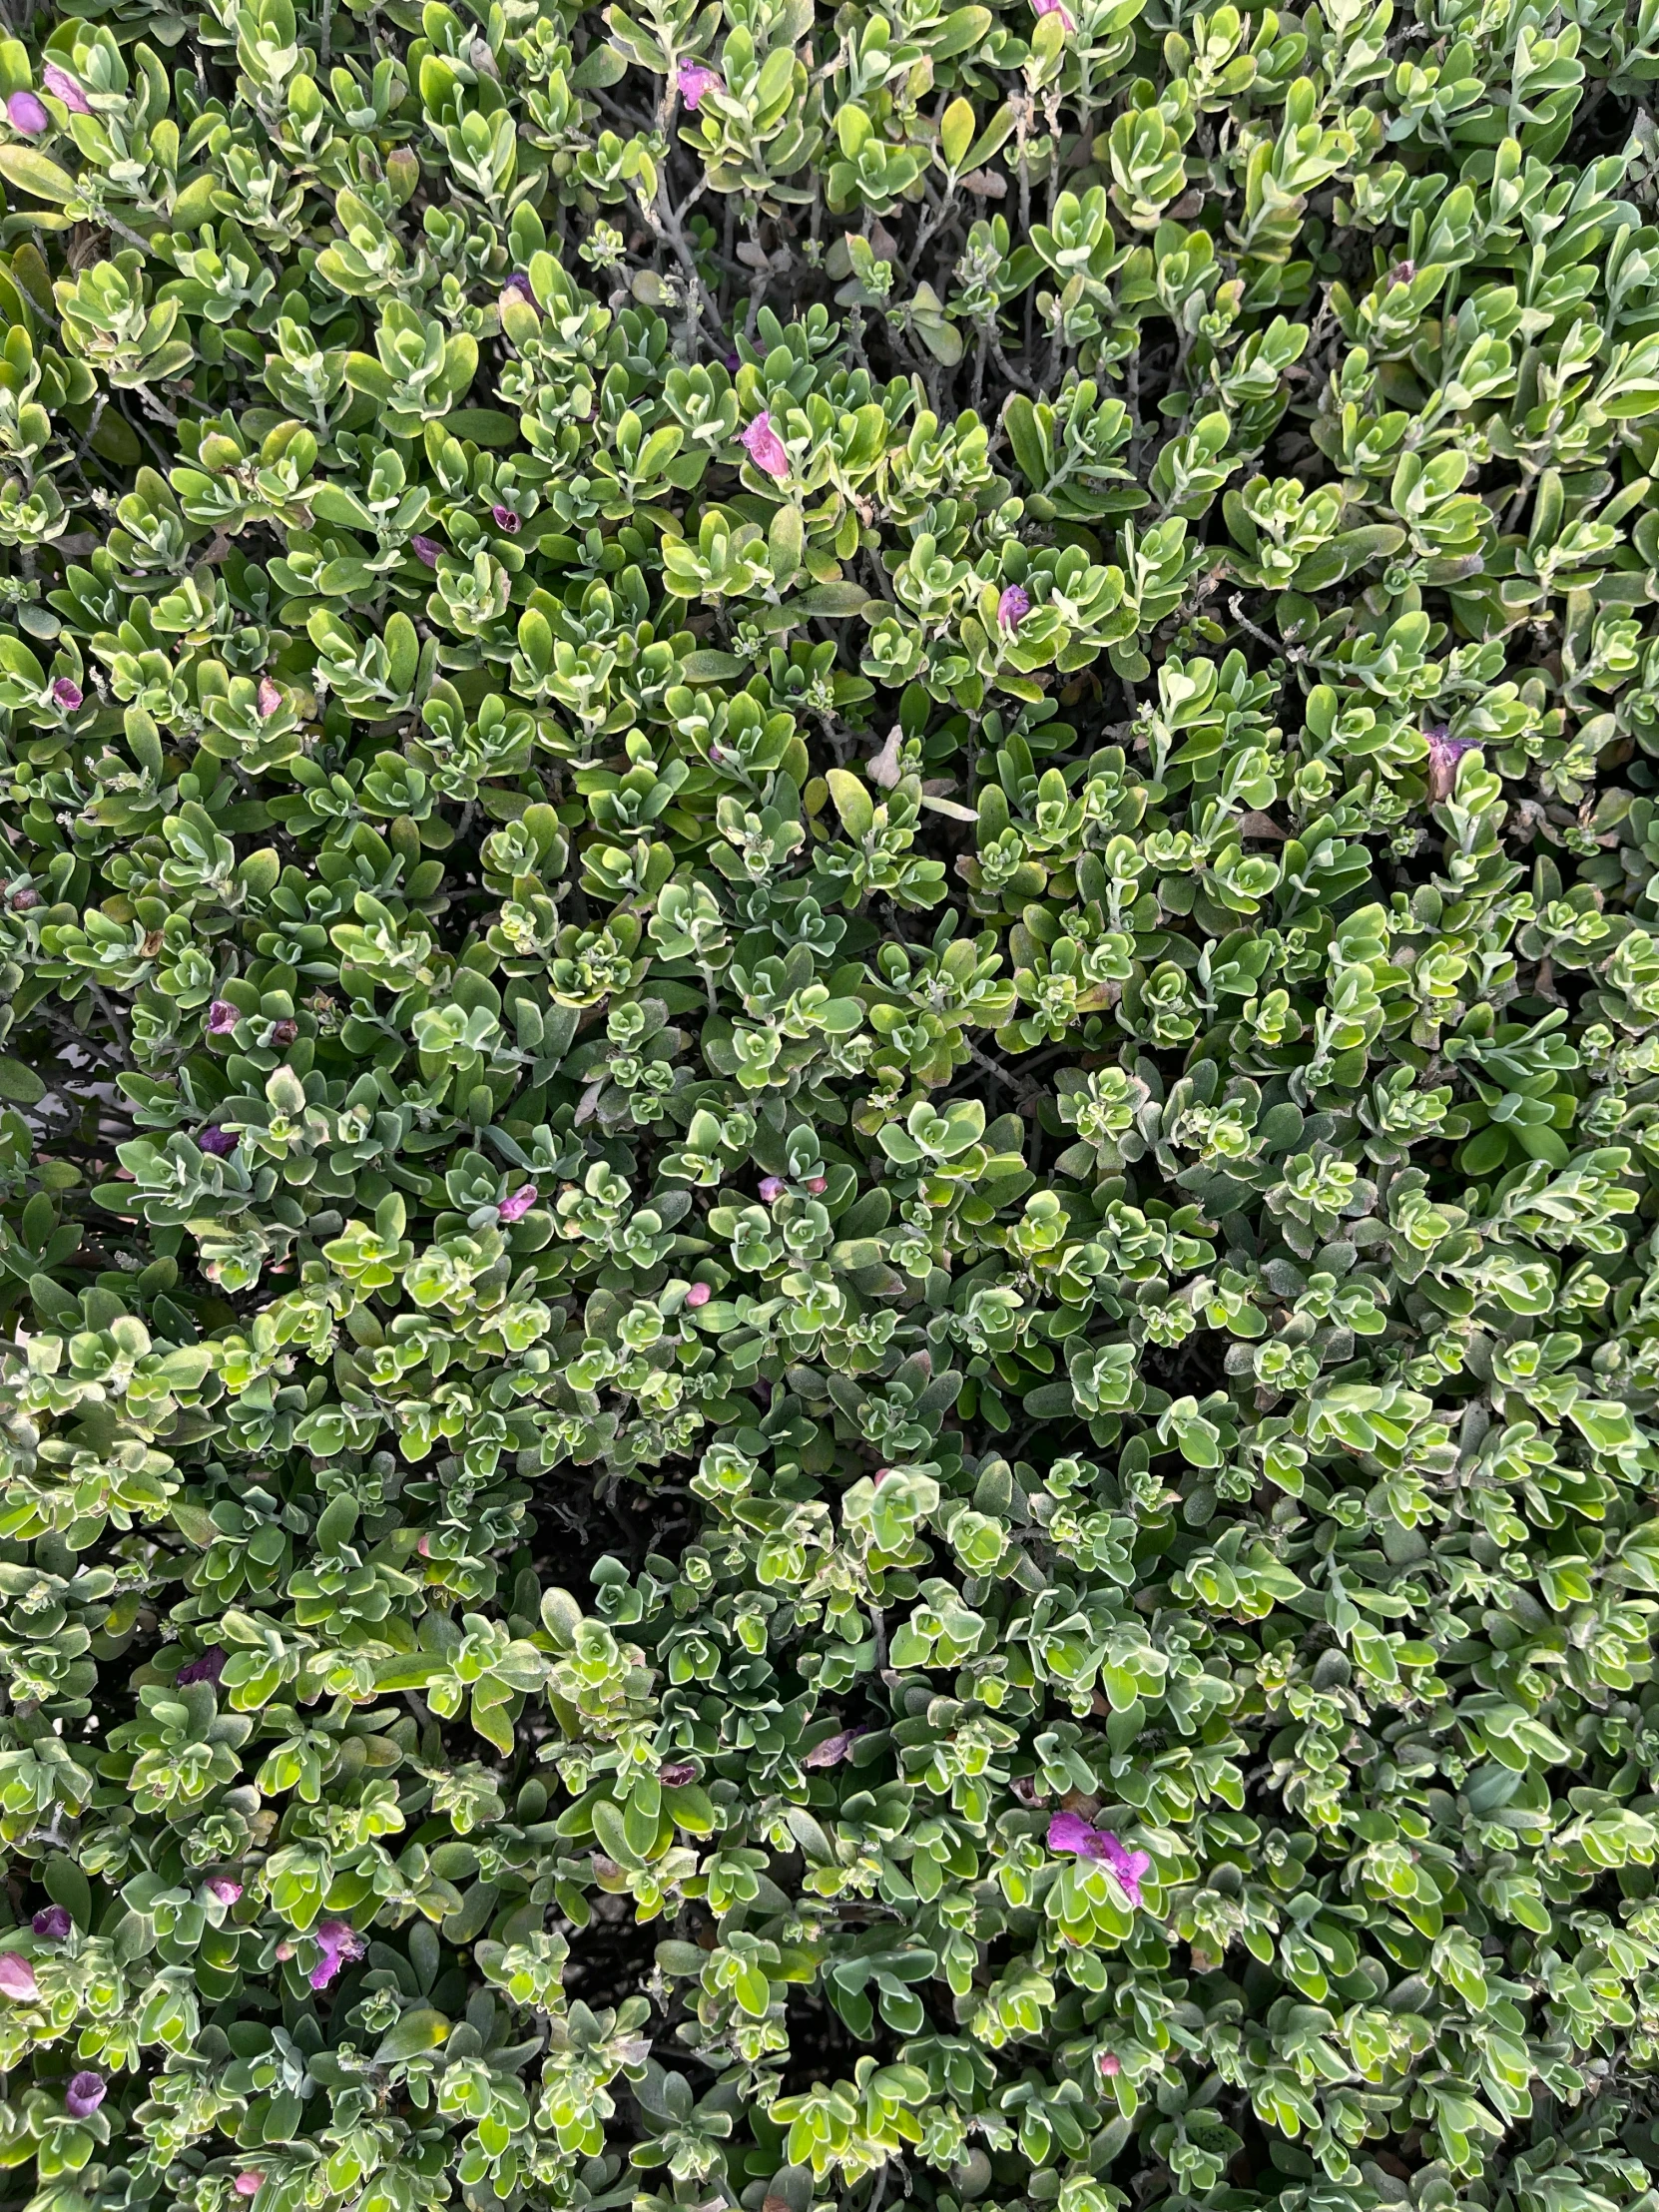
(1097, 2051), (1121, 2078)
(235, 2174), (266, 2198)
(491, 503), (520, 534)
(52, 676), (83, 710)
(740, 412), (790, 481)
(65, 2071), (105, 2117)
(497, 1184), (538, 1223)
(1030, 0), (1075, 27)
(307, 1919), (365, 1989)
(32, 1907), (71, 1939)
(0, 1953), (38, 1998)
(410, 535), (441, 567)
(678, 61), (723, 108)
(42, 63), (91, 113)
(1047, 1813), (1152, 1906)
(684, 1281), (712, 1308)
(998, 585), (1031, 631)
(207, 1000), (239, 1035)
(179, 1645), (227, 1683)
(805, 1175), (828, 1194)
(759, 1176), (786, 1203)
(7, 91), (48, 134)
(1424, 726), (1476, 804)
(257, 677), (281, 719)
(416, 1534), (432, 1557)
(207, 1877), (243, 1905)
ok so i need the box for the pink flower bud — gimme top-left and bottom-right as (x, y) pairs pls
(0, 1953), (38, 1998)
(275, 1940), (294, 1959)
(497, 1184), (538, 1223)
(7, 91), (48, 135)
(42, 63), (91, 113)
(1030, 0), (1075, 27)
(805, 1175), (828, 1194)
(257, 677), (281, 719)
(207, 1878), (243, 1905)
(235, 2174), (266, 2197)
(684, 1281), (712, 1308)
(1097, 2051), (1121, 2077)
(740, 412), (790, 482)
(759, 1176), (786, 1203)
(677, 61), (723, 108)
(52, 676), (83, 710)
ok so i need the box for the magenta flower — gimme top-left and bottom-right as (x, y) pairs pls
(7, 91), (48, 134)
(410, 535), (441, 567)
(257, 676), (281, 720)
(491, 503), (521, 534)
(197, 1126), (238, 1157)
(207, 1877), (243, 1905)
(179, 1645), (228, 1684)
(52, 676), (84, 710)
(307, 1920), (365, 1990)
(235, 2175), (266, 2198)
(65, 2071), (105, 2118)
(998, 584), (1031, 631)
(0, 1953), (38, 1998)
(32, 1907), (72, 1940)
(207, 1000), (239, 1035)
(677, 61), (723, 107)
(1424, 726), (1476, 804)
(658, 1760), (698, 1787)
(1030, 0), (1075, 27)
(759, 1175), (786, 1203)
(1047, 1812), (1153, 1906)
(497, 1184), (538, 1223)
(42, 62), (91, 113)
(684, 1281), (712, 1309)
(740, 411), (790, 481)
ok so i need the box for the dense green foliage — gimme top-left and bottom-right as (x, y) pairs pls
(3, 3), (1659, 2212)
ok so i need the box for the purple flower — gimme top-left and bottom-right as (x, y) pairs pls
(1030, 0), (1075, 27)
(52, 676), (83, 710)
(32, 1907), (72, 1940)
(42, 63), (91, 113)
(179, 1645), (228, 1683)
(0, 1953), (38, 1998)
(677, 61), (723, 108)
(269, 1017), (298, 1047)
(10, 886), (40, 910)
(1047, 1813), (1153, 1906)
(410, 535), (441, 568)
(759, 1175), (786, 1203)
(998, 584), (1031, 631)
(207, 1000), (239, 1035)
(491, 503), (521, 534)
(723, 350), (741, 371)
(504, 271), (535, 302)
(804, 1726), (864, 1770)
(740, 411), (790, 482)
(65, 2071), (105, 2118)
(7, 91), (49, 135)
(207, 1876), (244, 1905)
(1424, 726), (1476, 804)
(658, 1761), (698, 1787)
(257, 676), (281, 720)
(684, 1281), (712, 1308)
(197, 1127), (238, 1157)
(497, 1184), (538, 1223)
(307, 1919), (365, 1990)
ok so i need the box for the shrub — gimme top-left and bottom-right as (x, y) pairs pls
(2, 4), (1659, 2212)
